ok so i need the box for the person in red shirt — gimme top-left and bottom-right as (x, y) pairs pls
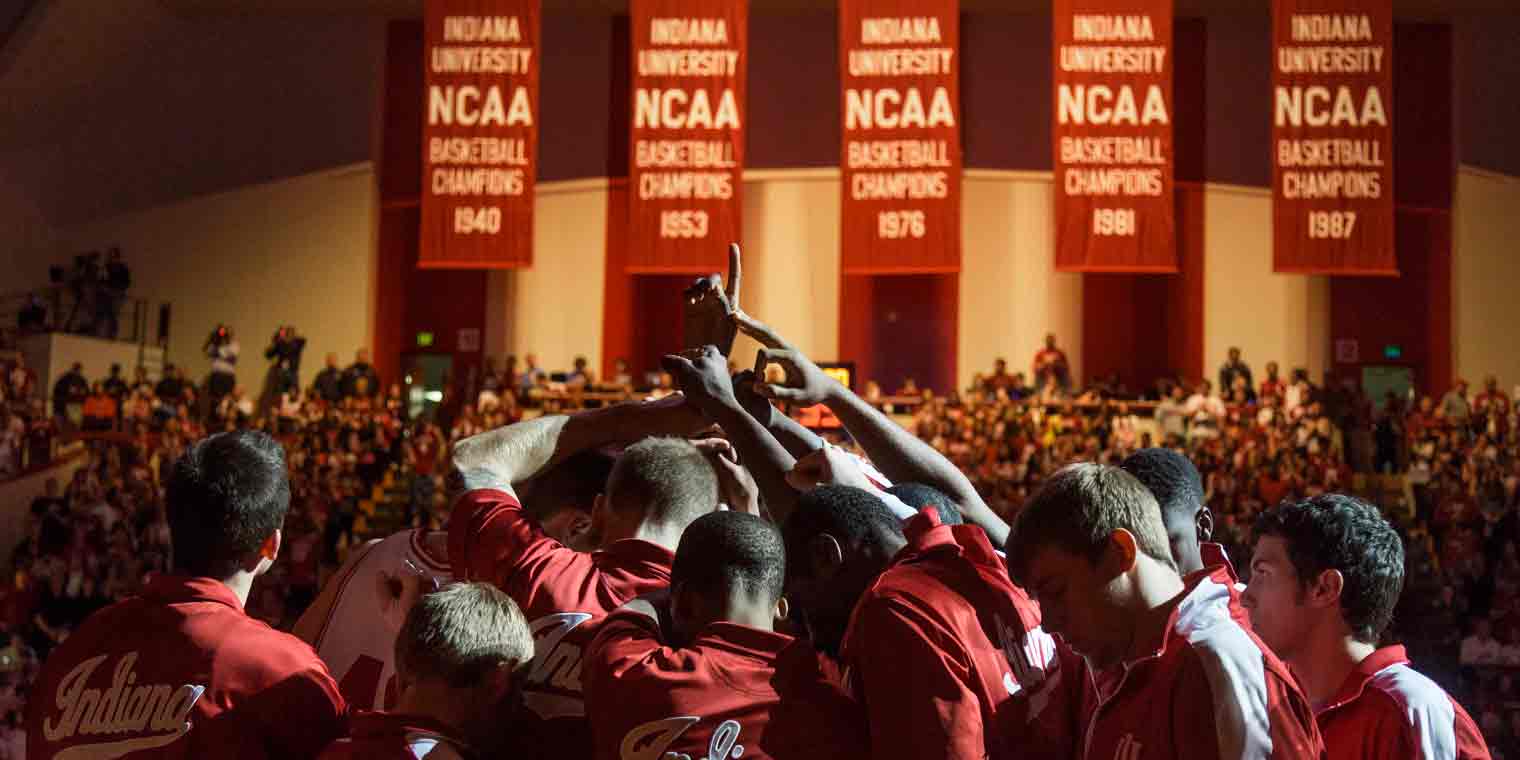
(1008, 463), (1324, 760)
(446, 396), (715, 760)
(1032, 333), (1072, 394)
(1243, 494), (1490, 759)
(780, 485), (1078, 760)
(1473, 377), (1512, 439)
(27, 429), (346, 759)
(584, 511), (867, 760)
(319, 581), (535, 760)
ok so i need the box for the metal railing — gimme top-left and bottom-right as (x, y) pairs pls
(0, 285), (160, 352)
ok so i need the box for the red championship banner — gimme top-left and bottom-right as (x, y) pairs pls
(420, 1), (540, 269)
(1272, 1), (1394, 274)
(628, 1), (747, 272)
(839, 1), (961, 274)
(1052, 2), (1176, 272)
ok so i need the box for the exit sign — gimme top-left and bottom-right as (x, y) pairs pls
(1383, 344), (1403, 360)
(416, 331), (434, 347)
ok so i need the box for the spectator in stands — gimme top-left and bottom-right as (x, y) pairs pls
(51, 362), (88, 421)
(611, 357), (634, 389)
(502, 354), (520, 392)
(480, 356), (503, 397)
(516, 353), (545, 394)
(102, 362), (128, 402)
(1032, 333), (1071, 393)
(155, 362), (183, 402)
(566, 355), (594, 387)
(1184, 380), (1225, 441)
(1461, 617), (1502, 667)
(1218, 347), (1254, 402)
(342, 348), (379, 399)
(983, 357), (1014, 392)
(1260, 360), (1284, 400)
(314, 353), (342, 403)
(1475, 376), (1512, 440)
(5, 355), (32, 402)
(17, 292), (46, 334)
(100, 247), (130, 339)
(1442, 379), (1472, 428)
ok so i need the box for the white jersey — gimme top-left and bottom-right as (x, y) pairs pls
(308, 529), (452, 710)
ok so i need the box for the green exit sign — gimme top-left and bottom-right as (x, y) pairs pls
(416, 331), (435, 347)
(1383, 344), (1402, 360)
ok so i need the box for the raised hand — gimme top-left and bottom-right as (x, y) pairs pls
(661, 345), (739, 419)
(786, 445), (874, 493)
(692, 437), (761, 515)
(682, 243), (743, 357)
(752, 347), (842, 406)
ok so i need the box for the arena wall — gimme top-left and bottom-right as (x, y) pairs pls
(1454, 166), (1520, 394)
(54, 164), (376, 391)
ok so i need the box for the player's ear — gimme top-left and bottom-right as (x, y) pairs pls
(773, 595), (790, 624)
(809, 534), (845, 579)
(1195, 507), (1215, 544)
(1106, 529), (1139, 575)
(260, 529), (282, 563)
(1307, 569), (1344, 610)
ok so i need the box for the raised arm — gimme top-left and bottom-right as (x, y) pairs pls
(661, 346), (801, 525)
(753, 346), (1010, 547)
(449, 394), (708, 498)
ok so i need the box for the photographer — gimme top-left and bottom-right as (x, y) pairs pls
(204, 324), (240, 413)
(99, 248), (130, 339)
(264, 326), (307, 397)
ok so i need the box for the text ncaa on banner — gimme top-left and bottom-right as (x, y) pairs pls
(1272, 1), (1394, 275)
(839, 1), (962, 274)
(628, 0), (748, 273)
(421, 1), (540, 269)
(1052, 2), (1176, 272)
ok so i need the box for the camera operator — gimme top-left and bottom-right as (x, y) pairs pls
(264, 326), (307, 396)
(99, 248), (131, 339)
(204, 324), (240, 413)
(64, 252), (100, 334)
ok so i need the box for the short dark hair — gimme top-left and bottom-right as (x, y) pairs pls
(525, 450), (615, 520)
(1119, 448), (1204, 523)
(885, 482), (962, 525)
(782, 485), (903, 579)
(166, 430), (290, 578)
(673, 511), (784, 603)
(1252, 494), (1405, 644)
(606, 437), (719, 532)
(1008, 463), (1176, 579)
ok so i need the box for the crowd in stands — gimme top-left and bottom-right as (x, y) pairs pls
(3, 320), (1515, 754)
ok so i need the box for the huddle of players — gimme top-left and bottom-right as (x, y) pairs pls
(25, 254), (1491, 760)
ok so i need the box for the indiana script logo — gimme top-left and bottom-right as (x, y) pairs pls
(621, 716), (746, 760)
(523, 613), (593, 719)
(994, 615), (1062, 718)
(41, 651), (206, 759)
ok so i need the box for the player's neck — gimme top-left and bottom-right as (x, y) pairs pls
(1295, 626), (1377, 709)
(394, 683), (471, 742)
(1125, 559), (1187, 661)
(220, 573), (256, 609)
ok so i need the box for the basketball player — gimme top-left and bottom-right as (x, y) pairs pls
(318, 582), (535, 760)
(1243, 495), (1490, 759)
(27, 430), (346, 758)
(1008, 463), (1324, 760)
(584, 511), (867, 760)
(292, 527), (451, 711)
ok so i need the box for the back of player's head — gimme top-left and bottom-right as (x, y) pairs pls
(166, 430), (289, 578)
(673, 511), (784, 604)
(1009, 462), (1176, 577)
(527, 449), (615, 519)
(1252, 494), (1405, 644)
(1119, 448), (1203, 524)
(605, 437), (719, 531)
(783, 485), (904, 578)
(396, 582), (533, 689)
(885, 482), (963, 526)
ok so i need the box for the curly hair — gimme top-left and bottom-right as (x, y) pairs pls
(1253, 493), (1405, 644)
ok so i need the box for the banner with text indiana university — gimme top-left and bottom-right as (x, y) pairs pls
(1052, 1), (1176, 272)
(628, 0), (748, 272)
(420, 1), (540, 269)
(1272, 0), (1395, 274)
(839, 0), (962, 274)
